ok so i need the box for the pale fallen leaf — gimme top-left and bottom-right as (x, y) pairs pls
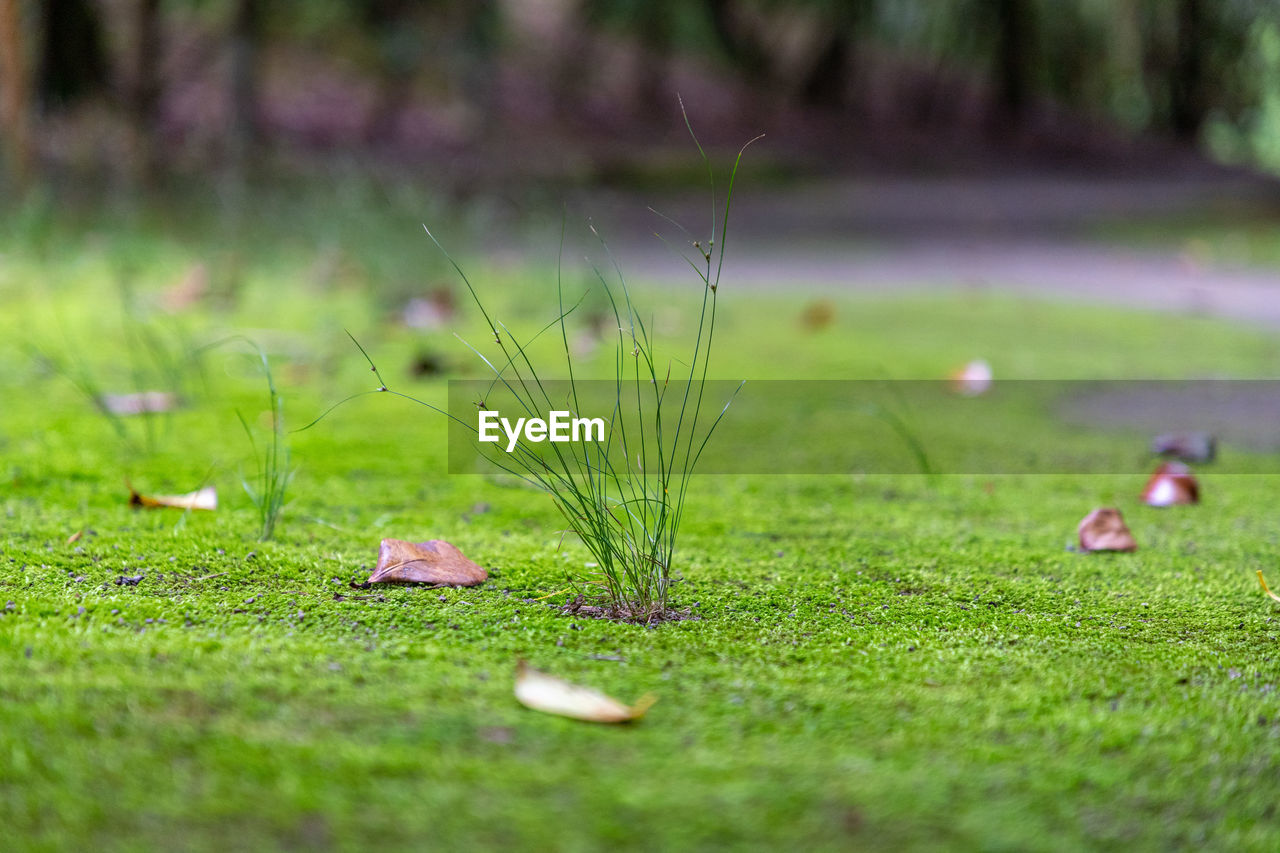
(102, 391), (178, 416)
(1077, 507), (1137, 552)
(1151, 432), (1216, 464)
(948, 359), (992, 396)
(367, 538), (487, 586)
(572, 310), (612, 357)
(514, 660), (656, 723)
(128, 483), (217, 511)
(161, 262), (209, 312)
(66, 530), (82, 544)
(402, 287), (456, 330)
(571, 330), (600, 359)
(1141, 461), (1199, 507)
(1258, 571), (1280, 603)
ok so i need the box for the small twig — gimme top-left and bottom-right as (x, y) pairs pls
(1258, 570), (1280, 603)
(192, 571), (228, 582)
(335, 592), (386, 602)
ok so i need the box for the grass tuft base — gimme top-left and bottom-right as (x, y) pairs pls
(559, 594), (696, 625)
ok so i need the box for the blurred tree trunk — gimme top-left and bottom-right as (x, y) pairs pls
(1170, 0), (1205, 139)
(361, 0), (419, 144)
(801, 33), (852, 106)
(801, 32), (850, 107)
(130, 0), (162, 183)
(636, 2), (671, 117)
(0, 0), (32, 190)
(704, 0), (770, 83)
(800, 2), (874, 109)
(552, 0), (671, 122)
(228, 0), (262, 173)
(458, 0), (499, 137)
(36, 0), (107, 110)
(992, 0), (1033, 122)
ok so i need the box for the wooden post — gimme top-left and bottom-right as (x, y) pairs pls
(1171, 0), (1206, 139)
(0, 0), (32, 191)
(228, 0), (261, 176)
(130, 0), (161, 184)
(993, 0), (1032, 123)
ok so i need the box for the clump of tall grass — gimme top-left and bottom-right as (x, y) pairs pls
(236, 343), (292, 542)
(337, 121), (757, 622)
(27, 272), (199, 453)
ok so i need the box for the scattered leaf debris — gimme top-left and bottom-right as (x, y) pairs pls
(1077, 507), (1137, 552)
(102, 391), (178, 416)
(799, 299), (836, 330)
(948, 359), (992, 396)
(161, 262), (210, 312)
(1142, 462), (1199, 507)
(402, 287), (456, 329)
(1152, 432), (1216, 464)
(408, 350), (447, 378)
(514, 660), (655, 723)
(366, 538), (487, 586)
(128, 483), (217, 511)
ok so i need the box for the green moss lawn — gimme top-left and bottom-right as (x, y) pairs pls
(4, 184), (1280, 851)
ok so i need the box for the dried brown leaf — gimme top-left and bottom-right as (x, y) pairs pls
(1141, 462), (1199, 507)
(799, 299), (836, 331)
(1077, 507), (1137, 552)
(128, 483), (217, 511)
(514, 661), (656, 723)
(367, 538), (487, 586)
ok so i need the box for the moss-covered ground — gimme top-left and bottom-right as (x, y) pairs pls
(4, 182), (1280, 851)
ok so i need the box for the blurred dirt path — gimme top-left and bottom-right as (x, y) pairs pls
(562, 174), (1280, 329)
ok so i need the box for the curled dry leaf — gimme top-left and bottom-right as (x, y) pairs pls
(128, 483), (217, 511)
(1077, 507), (1137, 552)
(102, 391), (178, 416)
(367, 538), (486, 586)
(1258, 571), (1280, 603)
(514, 660), (656, 723)
(1152, 432), (1216, 464)
(1142, 461), (1199, 507)
(948, 359), (992, 396)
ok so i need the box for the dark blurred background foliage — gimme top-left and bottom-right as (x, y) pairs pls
(2, 0), (1279, 195)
